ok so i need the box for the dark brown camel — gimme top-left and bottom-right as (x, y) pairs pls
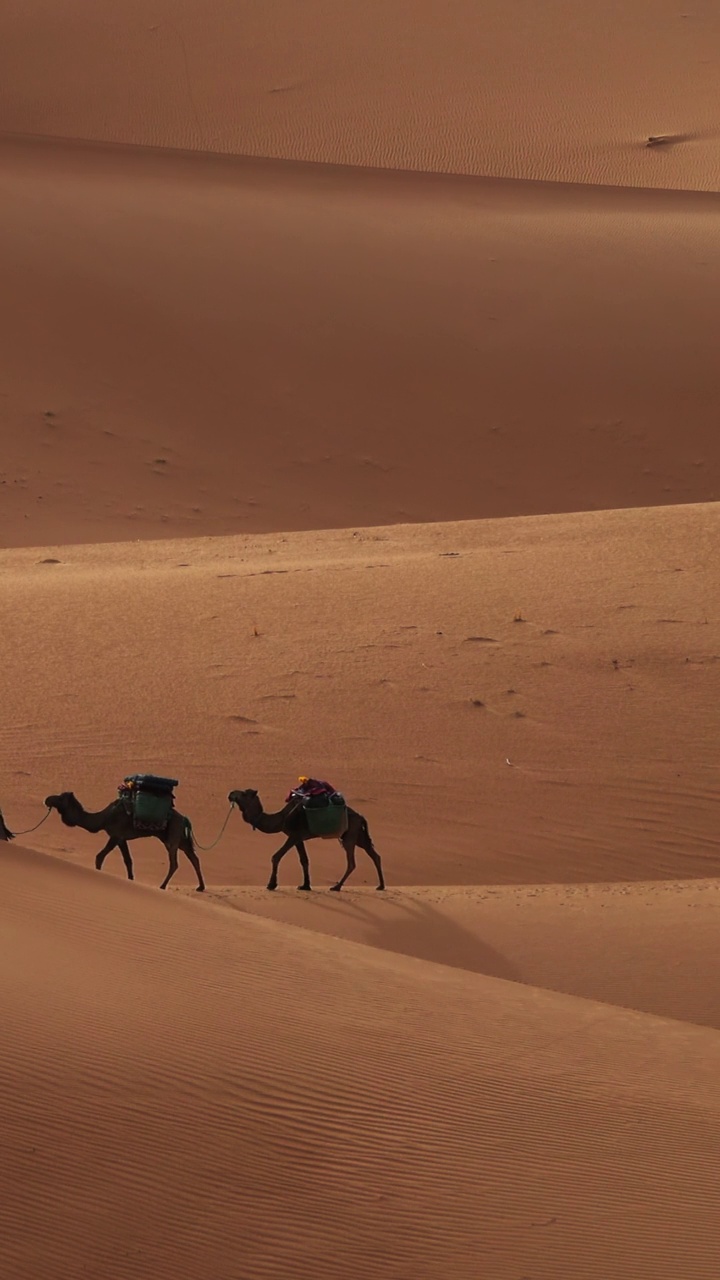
(228, 788), (385, 892)
(0, 808), (14, 841)
(45, 792), (205, 891)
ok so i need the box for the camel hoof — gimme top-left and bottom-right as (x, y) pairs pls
(196, 886), (205, 893)
(266, 884), (277, 892)
(330, 884), (342, 892)
(376, 885), (386, 891)
(297, 885), (311, 892)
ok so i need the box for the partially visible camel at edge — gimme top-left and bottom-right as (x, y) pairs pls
(45, 792), (205, 891)
(0, 808), (14, 841)
(229, 788), (385, 892)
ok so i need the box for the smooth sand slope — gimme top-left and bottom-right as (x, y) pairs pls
(2, 0), (719, 189)
(2, 501), (718, 890)
(2, 138), (720, 548)
(210, 879), (720, 1030)
(3, 842), (720, 1280)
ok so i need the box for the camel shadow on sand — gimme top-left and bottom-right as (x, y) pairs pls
(217, 886), (521, 986)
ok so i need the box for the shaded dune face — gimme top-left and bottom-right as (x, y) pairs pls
(3, 843), (720, 1280)
(1, 139), (719, 548)
(212, 879), (720, 1031)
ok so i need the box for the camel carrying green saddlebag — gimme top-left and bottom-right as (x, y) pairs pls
(304, 794), (348, 839)
(133, 790), (173, 829)
(123, 774), (177, 830)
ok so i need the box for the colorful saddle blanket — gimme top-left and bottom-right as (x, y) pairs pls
(286, 777), (335, 802)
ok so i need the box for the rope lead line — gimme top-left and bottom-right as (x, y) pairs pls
(12, 807), (52, 836)
(189, 802), (235, 852)
(9, 803), (234, 851)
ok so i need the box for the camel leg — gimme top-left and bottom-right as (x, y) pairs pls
(330, 838), (356, 891)
(96, 839), (134, 879)
(118, 840), (135, 881)
(359, 827), (385, 891)
(95, 837), (115, 869)
(267, 838), (296, 891)
(181, 835), (206, 893)
(296, 841), (312, 892)
(160, 843), (179, 890)
(95, 838), (118, 872)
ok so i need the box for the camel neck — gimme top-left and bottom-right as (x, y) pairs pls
(72, 801), (117, 834)
(250, 806), (287, 835)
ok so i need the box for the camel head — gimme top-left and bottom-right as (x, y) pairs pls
(228, 789), (260, 823)
(44, 792), (81, 827)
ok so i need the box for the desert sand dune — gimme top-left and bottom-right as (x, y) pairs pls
(2, 501), (718, 890)
(3, 842), (720, 1280)
(3, 3), (720, 1272)
(2, 0), (720, 188)
(2, 136), (720, 548)
(209, 879), (720, 1030)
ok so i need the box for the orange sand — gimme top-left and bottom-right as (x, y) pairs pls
(1, 137), (720, 547)
(3, 4), (720, 1276)
(2, 0), (720, 188)
(3, 843), (720, 1280)
(3, 503), (719, 888)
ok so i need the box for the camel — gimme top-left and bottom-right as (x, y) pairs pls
(228, 788), (385, 892)
(0, 808), (14, 841)
(44, 792), (205, 891)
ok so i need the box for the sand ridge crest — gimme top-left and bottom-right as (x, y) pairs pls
(2, 0), (720, 188)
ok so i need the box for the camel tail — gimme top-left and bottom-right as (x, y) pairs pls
(0, 808), (15, 841)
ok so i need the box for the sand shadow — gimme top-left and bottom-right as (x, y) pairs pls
(291, 888), (521, 984)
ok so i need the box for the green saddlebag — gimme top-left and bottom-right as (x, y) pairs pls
(133, 790), (173, 829)
(304, 796), (348, 839)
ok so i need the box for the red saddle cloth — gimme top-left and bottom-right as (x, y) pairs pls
(286, 777), (335, 802)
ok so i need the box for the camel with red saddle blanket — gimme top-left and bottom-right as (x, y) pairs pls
(228, 777), (385, 892)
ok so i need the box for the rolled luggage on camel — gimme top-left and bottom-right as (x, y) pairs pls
(119, 774), (179, 831)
